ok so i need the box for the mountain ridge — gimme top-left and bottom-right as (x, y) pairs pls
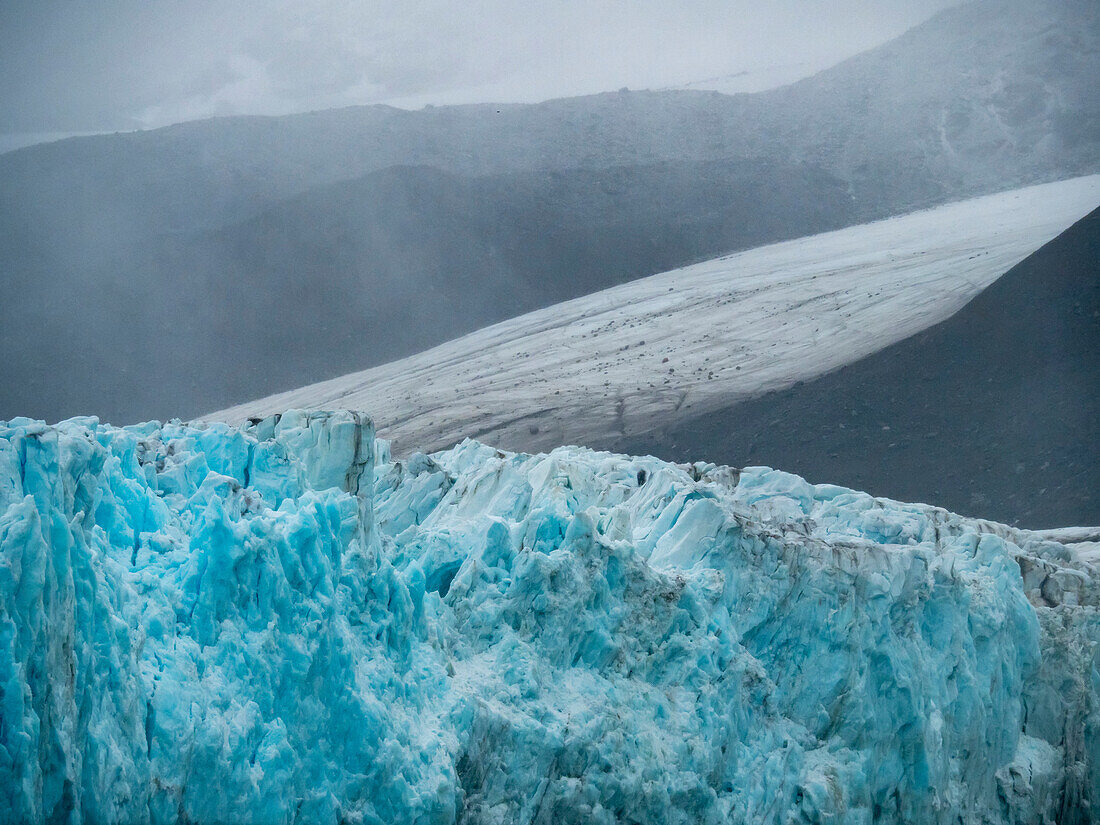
(1, 0), (1096, 423)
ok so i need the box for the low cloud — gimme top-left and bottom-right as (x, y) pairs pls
(1, 0), (961, 135)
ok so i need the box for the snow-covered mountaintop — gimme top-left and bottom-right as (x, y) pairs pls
(210, 175), (1100, 454)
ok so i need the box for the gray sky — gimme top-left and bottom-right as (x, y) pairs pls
(0, 0), (960, 148)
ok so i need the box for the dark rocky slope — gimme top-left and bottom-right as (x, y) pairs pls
(611, 207), (1100, 527)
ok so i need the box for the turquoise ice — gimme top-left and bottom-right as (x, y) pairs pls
(1, 412), (1097, 823)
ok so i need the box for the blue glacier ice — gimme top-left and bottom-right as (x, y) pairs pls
(1, 411), (1097, 824)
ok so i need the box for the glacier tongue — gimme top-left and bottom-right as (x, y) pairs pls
(1, 411), (1097, 824)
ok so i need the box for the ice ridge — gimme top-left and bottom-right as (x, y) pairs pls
(1, 411), (1097, 824)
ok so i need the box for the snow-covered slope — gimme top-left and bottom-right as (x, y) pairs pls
(2, 411), (1097, 823)
(210, 176), (1100, 454)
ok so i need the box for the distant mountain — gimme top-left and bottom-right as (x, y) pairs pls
(752, 0), (1100, 205)
(1, 0), (1096, 423)
(613, 206), (1100, 528)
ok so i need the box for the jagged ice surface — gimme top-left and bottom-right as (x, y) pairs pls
(1, 412), (1097, 823)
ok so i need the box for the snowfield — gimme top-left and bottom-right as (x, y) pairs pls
(210, 176), (1100, 454)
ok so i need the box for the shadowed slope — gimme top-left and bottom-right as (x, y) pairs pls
(0, 159), (854, 423)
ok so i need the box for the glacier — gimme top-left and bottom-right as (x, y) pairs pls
(1, 411), (1097, 824)
(209, 175), (1100, 455)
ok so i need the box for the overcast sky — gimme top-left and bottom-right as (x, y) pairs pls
(0, 0), (960, 149)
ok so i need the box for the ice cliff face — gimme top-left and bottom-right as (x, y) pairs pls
(1, 412), (1097, 824)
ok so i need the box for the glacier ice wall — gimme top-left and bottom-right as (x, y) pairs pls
(1, 411), (1097, 824)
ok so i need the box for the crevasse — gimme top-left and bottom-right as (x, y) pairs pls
(0, 411), (1096, 824)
